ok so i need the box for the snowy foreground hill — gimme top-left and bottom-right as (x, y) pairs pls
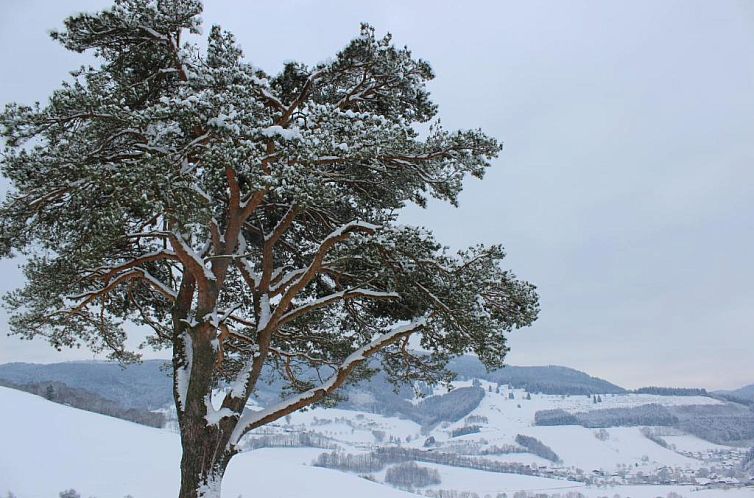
(1, 383), (753, 498)
(0, 387), (411, 498)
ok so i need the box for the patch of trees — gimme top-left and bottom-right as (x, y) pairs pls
(479, 444), (526, 455)
(315, 447), (586, 482)
(534, 409), (578, 426)
(373, 447), (571, 479)
(243, 431), (338, 450)
(593, 428), (609, 441)
(313, 451), (385, 473)
(577, 403), (678, 428)
(669, 404), (754, 445)
(512, 494), (587, 498)
(384, 461), (441, 489)
(640, 427), (669, 448)
(423, 491), (588, 498)
(534, 404), (678, 429)
(0, 380), (164, 428)
(514, 434), (560, 463)
(634, 387), (709, 396)
(436, 440), (484, 455)
(423, 491), (484, 498)
(339, 380), (486, 428)
(414, 386), (486, 426)
(450, 425), (481, 437)
(465, 415), (488, 425)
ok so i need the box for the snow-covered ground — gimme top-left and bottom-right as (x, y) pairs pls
(279, 381), (735, 473)
(0, 387), (412, 498)
(1, 384), (752, 498)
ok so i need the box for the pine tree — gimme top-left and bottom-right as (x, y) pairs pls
(0, 1), (539, 497)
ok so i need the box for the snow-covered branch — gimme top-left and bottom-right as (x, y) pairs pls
(277, 288), (399, 327)
(66, 266), (176, 314)
(266, 220), (378, 330)
(258, 204), (299, 292)
(168, 232), (216, 287)
(229, 317), (426, 445)
(138, 268), (178, 301)
(92, 250), (179, 282)
(279, 221), (376, 291)
(276, 69), (325, 127)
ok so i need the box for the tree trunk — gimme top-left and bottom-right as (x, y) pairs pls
(178, 426), (233, 498)
(175, 323), (239, 498)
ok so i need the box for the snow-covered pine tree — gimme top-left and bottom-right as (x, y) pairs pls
(0, 1), (539, 497)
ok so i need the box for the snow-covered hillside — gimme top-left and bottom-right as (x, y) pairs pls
(0, 387), (413, 498)
(2, 382), (752, 498)
(416, 380), (719, 472)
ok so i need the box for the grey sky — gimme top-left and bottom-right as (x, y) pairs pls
(1, 1), (752, 390)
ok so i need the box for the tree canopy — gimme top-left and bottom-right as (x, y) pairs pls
(0, 1), (538, 495)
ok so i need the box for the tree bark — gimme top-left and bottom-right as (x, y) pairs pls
(175, 324), (239, 498)
(178, 425), (234, 498)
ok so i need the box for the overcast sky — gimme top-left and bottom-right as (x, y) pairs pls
(1, 0), (752, 390)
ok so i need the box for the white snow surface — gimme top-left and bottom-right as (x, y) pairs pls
(0, 387), (413, 498)
(1, 382), (752, 498)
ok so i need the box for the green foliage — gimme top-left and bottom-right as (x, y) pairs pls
(0, 0), (537, 420)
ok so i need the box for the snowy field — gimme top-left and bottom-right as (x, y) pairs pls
(282, 380), (735, 473)
(1, 385), (752, 498)
(0, 387), (414, 498)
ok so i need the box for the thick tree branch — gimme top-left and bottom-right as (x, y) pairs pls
(229, 317), (426, 445)
(277, 288), (399, 327)
(269, 221), (378, 327)
(66, 267), (176, 315)
(92, 250), (180, 282)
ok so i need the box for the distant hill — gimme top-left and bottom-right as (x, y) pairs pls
(716, 384), (754, 403)
(0, 357), (626, 415)
(0, 378), (164, 427)
(0, 360), (173, 410)
(446, 357), (626, 395)
(732, 384), (754, 400)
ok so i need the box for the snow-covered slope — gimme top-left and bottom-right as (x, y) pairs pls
(421, 381), (715, 471)
(2, 384), (752, 498)
(0, 387), (412, 498)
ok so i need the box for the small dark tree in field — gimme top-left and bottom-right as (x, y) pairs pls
(0, 1), (538, 497)
(45, 384), (56, 401)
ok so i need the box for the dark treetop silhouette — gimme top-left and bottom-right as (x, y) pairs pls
(0, 1), (538, 496)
